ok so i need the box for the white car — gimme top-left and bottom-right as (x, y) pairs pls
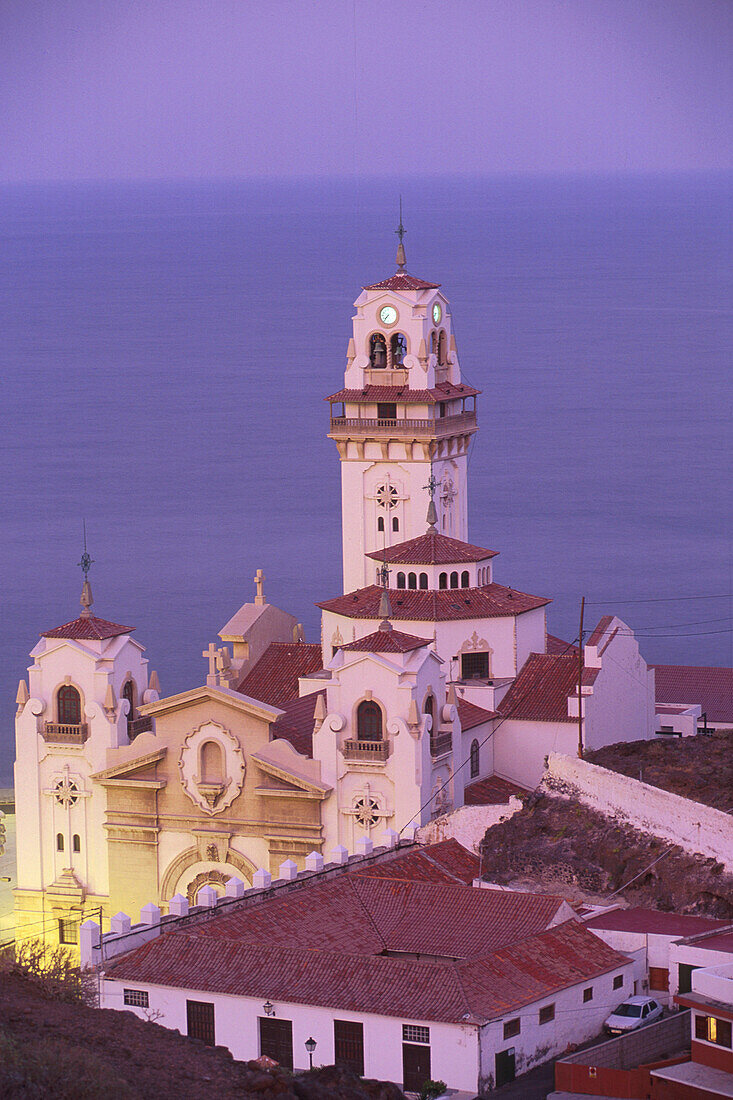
(604, 996), (664, 1035)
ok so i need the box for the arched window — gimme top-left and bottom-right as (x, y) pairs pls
(377, 516), (384, 532)
(392, 516), (399, 532)
(461, 571), (470, 588)
(430, 331), (437, 356)
(122, 679), (135, 724)
(56, 833), (64, 852)
(72, 834), (81, 853)
(357, 700), (382, 742)
(424, 695), (434, 720)
(396, 572), (406, 589)
(439, 572), (448, 590)
(419, 572), (428, 590)
(390, 332), (407, 365)
(438, 329), (447, 365)
(408, 572), (417, 590)
(369, 333), (387, 368)
(470, 739), (480, 778)
(450, 571), (459, 589)
(200, 740), (224, 784)
(57, 685), (81, 725)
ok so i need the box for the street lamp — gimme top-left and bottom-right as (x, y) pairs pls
(262, 1001), (275, 1017)
(304, 1035), (317, 1070)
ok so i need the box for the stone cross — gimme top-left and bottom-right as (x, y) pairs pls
(202, 643), (219, 685)
(254, 568), (265, 606)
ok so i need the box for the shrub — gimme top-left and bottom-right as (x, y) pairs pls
(419, 1080), (447, 1100)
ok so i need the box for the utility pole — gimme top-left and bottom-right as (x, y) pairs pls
(577, 597), (585, 758)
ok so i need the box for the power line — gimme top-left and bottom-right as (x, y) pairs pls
(585, 593), (731, 605)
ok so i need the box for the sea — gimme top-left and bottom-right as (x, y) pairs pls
(0, 173), (730, 787)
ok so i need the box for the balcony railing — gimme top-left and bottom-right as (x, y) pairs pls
(128, 715), (153, 740)
(342, 739), (390, 762)
(430, 732), (453, 757)
(329, 410), (477, 438)
(43, 722), (89, 744)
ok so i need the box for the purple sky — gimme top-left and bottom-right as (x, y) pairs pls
(1, 0), (731, 180)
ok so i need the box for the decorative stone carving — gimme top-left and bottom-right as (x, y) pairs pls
(205, 844), (219, 862)
(186, 870), (230, 906)
(178, 721), (245, 816)
(462, 631), (489, 652)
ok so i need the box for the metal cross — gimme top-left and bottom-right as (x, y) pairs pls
(78, 520), (94, 578)
(423, 472), (439, 500)
(378, 554), (390, 590)
(395, 196), (406, 246)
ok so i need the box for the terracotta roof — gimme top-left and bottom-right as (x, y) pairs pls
(42, 615), (132, 640)
(270, 690), (325, 757)
(652, 664), (733, 722)
(464, 775), (528, 806)
(103, 917), (627, 1026)
(587, 614), (615, 647)
(341, 628), (431, 653)
(498, 653), (599, 723)
(458, 698), (497, 731)
(363, 271), (440, 291)
(679, 928), (733, 954)
(366, 530), (498, 566)
(546, 634), (579, 656)
(326, 381), (480, 404)
(352, 840), (479, 885)
(236, 642), (323, 707)
(318, 584), (551, 623)
(584, 907), (729, 938)
(655, 704), (691, 715)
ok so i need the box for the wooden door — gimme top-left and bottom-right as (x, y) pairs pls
(402, 1041), (431, 1092)
(259, 1017), (293, 1069)
(186, 1000), (215, 1046)
(334, 1019), (364, 1074)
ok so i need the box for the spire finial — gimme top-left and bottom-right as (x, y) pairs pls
(423, 471), (439, 529)
(395, 196), (406, 270)
(78, 521), (94, 618)
(377, 550), (393, 630)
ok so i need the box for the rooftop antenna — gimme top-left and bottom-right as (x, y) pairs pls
(423, 470), (439, 529)
(395, 196), (407, 270)
(78, 521), (95, 618)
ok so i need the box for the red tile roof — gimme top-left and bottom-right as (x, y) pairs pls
(464, 775), (528, 806)
(103, 917), (627, 1026)
(326, 381), (480, 404)
(42, 615), (133, 640)
(587, 615), (615, 647)
(546, 634), (579, 656)
(363, 272), (441, 291)
(584, 907), (729, 938)
(341, 627), (431, 653)
(458, 699), (497, 731)
(352, 840), (479, 885)
(318, 584), (551, 623)
(270, 690), (325, 757)
(679, 928), (733, 954)
(366, 530), (498, 565)
(652, 664), (733, 722)
(236, 642), (323, 707)
(497, 653), (599, 723)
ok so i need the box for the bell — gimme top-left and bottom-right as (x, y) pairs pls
(371, 339), (386, 368)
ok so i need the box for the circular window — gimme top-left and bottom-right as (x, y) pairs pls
(379, 305), (398, 326)
(354, 796), (380, 828)
(53, 778), (80, 808)
(432, 302), (442, 324)
(376, 484), (399, 509)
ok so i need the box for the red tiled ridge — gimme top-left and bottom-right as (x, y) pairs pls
(587, 614), (615, 647)
(341, 628), (431, 654)
(584, 907), (729, 938)
(236, 642), (323, 707)
(458, 698), (497, 731)
(546, 634), (579, 656)
(498, 653), (599, 723)
(652, 664), (733, 723)
(42, 615), (133, 640)
(318, 584), (551, 622)
(352, 839), (479, 885)
(103, 917), (627, 1026)
(465, 775), (529, 806)
(270, 690), (325, 757)
(363, 271), (440, 291)
(326, 381), (480, 404)
(366, 530), (497, 566)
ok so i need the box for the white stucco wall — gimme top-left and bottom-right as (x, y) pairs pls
(493, 719), (578, 789)
(669, 940), (733, 1000)
(583, 627), (655, 751)
(416, 799), (522, 853)
(544, 753), (733, 871)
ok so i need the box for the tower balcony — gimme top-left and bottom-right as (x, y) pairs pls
(430, 731), (453, 758)
(329, 409), (477, 441)
(43, 722), (89, 744)
(341, 738), (390, 763)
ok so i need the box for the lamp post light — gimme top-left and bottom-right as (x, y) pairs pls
(304, 1035), (317, 1070)
(263, 1000), (275, 1017)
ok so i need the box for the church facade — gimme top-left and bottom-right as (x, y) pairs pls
(13, 246), (655, 947)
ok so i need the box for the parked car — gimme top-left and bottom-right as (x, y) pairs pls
(604, 996), (664, 1035)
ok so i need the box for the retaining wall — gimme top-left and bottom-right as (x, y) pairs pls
(416, 798), (522, 853)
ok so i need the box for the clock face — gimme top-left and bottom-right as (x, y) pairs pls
(379, 305), (397, 326)
(432, 302), (442, 324)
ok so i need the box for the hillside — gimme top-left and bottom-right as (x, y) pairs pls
(0, 971), (404, 1100)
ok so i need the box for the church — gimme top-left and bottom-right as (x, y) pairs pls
(13, 239), (655, 946)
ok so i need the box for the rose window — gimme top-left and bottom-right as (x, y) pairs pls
(376, 484), (399, 509)
(353, 796), (380, 828)
(53, 778), (80, 808)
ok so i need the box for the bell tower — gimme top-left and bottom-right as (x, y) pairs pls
(327, 225), (479, 593)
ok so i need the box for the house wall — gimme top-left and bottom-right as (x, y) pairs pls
(100, 979), (481, 1091)
(416, 799), (522, 854)
(544, 754), (733, 871)
(586, 927), (681, 1006)
(493, 719), (577, 789)
(669, 942), (733, 1000)
(583, 629), (655, 752)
